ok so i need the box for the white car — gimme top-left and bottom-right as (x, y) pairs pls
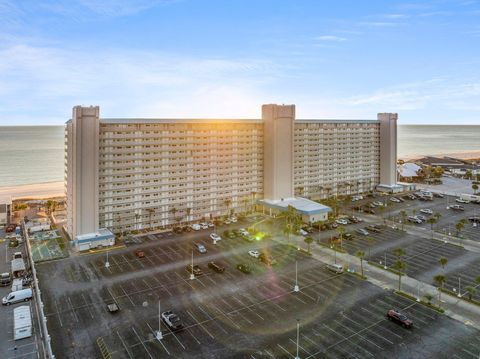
(230, 217), (238, 223)
(210, 233), (222, 241)
(420, 209), (433, 215)
(390, 197), (401, 203)
(190, 224), (201, 231)
(335, 219), (348, 225)
(207, 222), (215, 228)
(200, 223), (209, 229)
(456, 198), (470, 204)
(161, 311), (183, 330)
(248, 250), (260, 258)
(351, 195), (363, 202)
(224, 220), (231, 225)
(372, 201), (385, 207)
(299, 229), (308, 236)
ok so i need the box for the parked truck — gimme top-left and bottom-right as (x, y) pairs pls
(11, 258), (26, 278)
(14, 305), (32, 340)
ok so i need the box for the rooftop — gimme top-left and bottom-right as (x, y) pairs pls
(258, 197), (331, 215)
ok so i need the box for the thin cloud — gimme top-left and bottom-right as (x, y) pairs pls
(315, 35), (347, 42)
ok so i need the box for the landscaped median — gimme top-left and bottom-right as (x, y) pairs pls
(368, 260), (404, 276)
(394, 290), (445, 313)
(439, 287), (480, 307)
(316, 241), (347, 253)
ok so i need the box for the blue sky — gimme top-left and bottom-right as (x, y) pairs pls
(0, 0), (479, 125)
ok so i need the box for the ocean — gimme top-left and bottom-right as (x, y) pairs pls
(1, 125), (480, 188)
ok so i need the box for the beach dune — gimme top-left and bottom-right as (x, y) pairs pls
(0, 181), (64, 200)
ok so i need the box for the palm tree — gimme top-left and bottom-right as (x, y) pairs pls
(426, 217), (437, 238)
(399, 210), (407, 230)
(472, 184), (478, 194)
(392, 260), (407, 291)
(465, 286), (476, 301)
(393, 247), (406, 259)
(134, 213), (140, 230)
(476, 276), (480, 285)
(304, 236), (313, 253)
(241, 197), (249, 214)
(434, 212), (442, 223)
(186, 207), (192, 223)
(356, 250), (365, 277)
(438, 257), (448, 271)
(169, 207), (177, 225)
(282, 205), (301, 243)
(424, 293), (433, 305)
(250, 191), (257, 213)
(455, 219), (466, 236)
(147, 208), (155, 228)
(434, 274), (447, 302)
(336, 225), (346, 250)
(223, 198), (232, 218)
(366, 236), (375, 259)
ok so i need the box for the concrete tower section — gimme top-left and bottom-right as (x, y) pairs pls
(262, 104), (295, 200)
(65, 106), (100, 239)
(378, 112), (399, 190)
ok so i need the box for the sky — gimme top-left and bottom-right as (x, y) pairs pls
(0, 0), (479, 125)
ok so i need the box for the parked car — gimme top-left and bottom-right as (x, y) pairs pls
(415, 215), (427, 222)
(0, 272), (12, 287)
(2, 288), (33, 305)
(456, 198), (470, 204)
(335, 219), (349, 225)
(366, 225), (381, 233)
(326, 263), (344, 274)
(12, 252), (22, 260)
(207, 222), (215, 228)
(386, 309), (413, 328)
(351, 195), (363, 201)
(390, 197), (401, 203)
(356, 228), (369, 236)
(208, 262), (225, 273)
(348, 216), (362, 223)
(299, 229), (308, 236)
(186, 264), (203, 276)
(343, 233), (354, 240)
(450, 204), (465, 211)
(195, 243), (207, 253)
(248, 250), (260, 258)
(134, 250), (145, 258)
(210, 233), (222, 242)
(302, 227), (314, 234)
(200, 223), (209, 229)
(468, 216), (480, 223)
(408, 216), (422, 224)
(236, 264), (252, 274)
(191, 224), (201, 231)
(433, 192), (444, 198)
(420, 209), (433, 215)
(363, 208), (375, 215)
(162, 310), (184, 331)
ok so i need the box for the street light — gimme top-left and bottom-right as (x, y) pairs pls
(293, 260), (299, 293)
(190, 250), (195, 280)
(155, 300), (163, 341)
(105, 249), (110, 268)
(295, 319), (300, 359)
(458, 277), (462, 298)
(384, 252), (387, 269)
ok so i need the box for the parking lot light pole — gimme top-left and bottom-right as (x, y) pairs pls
(294, 261), (300, 293)
(458, 277), (462, 297)
(155, 300), (163, 341)
(384, 252), (387, 269)
(190, 250), (195, 280)
(416, 282), (420, 302)
(105, 249), (110, 268)
(295, 320), (300, 359)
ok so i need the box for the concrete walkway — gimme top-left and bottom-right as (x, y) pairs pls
(274, 234), (480, 331)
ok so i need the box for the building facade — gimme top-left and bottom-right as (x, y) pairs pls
(65, 104), (397, 240)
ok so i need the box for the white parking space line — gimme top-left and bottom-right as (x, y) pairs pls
(131, 326), (154, 359)
(121, 255), (136, 270)
(67, 296), (79, 323)
(81, 293), (95, 319)
(197, 305), (229, 335)
(230, 297), (256, 324)
(237, 294), (265, 320)
(116, 331), (134, 359)
(53, 299), (64, 327)
(119, 283), (136, 306)
(277, 343), (295, 358)
(152, 275), (173, 297)
(343, 312), (395, 344)
(209, 303), (241, 330)
(145, 321), (171, 355)
(288, 337), (313, 357)
(333, 319), (383, 350)
(186, 310), (215, 339)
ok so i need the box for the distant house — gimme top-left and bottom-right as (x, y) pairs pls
(416, 156), (479, 175)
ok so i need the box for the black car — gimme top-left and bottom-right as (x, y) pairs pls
(343, 233), (354, 240)
(468, 216), (480, 223)
(366, 225), (381, 233)
(364, 208), (375, 215)
(208, 261), (225, 273)
(386, 309), (413, 328)
(236, 264), (252, 274)
(186, 265), (203, 276)
(433, 192), (444, 198)
(259, 253), (277, 266)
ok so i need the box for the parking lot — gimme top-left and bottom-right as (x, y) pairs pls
(35, 223), (480, 359)
(0, 229), (39, 359)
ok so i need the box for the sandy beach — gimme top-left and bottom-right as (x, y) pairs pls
(0, 181), (64, 200)
(399, 150), (480, 162)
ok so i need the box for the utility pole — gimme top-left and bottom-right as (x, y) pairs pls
(190, 250), (195, 280)
(155, 300), (163, 340)
(105, 249), (110, 268)
(295, 320), (300, 359)
(294, 261), (299, 293)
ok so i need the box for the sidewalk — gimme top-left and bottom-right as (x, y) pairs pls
(274, 234), (480, 330)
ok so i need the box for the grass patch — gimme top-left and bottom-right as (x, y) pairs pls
(316, 241), (347, 253)
(394, 290), (445, 313)
(347, 271), (367, 280)
(368, 261), (404, 276)
(439, 288), (480, 307)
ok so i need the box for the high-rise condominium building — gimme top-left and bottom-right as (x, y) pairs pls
(65, 104), (398, 242)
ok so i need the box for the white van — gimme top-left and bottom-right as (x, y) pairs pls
(190, 224), (201, 231)
(2, 288), (33, 306)
(326, 263), (344, 274)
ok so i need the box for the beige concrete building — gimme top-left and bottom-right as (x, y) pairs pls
(65, 104), (398, 241)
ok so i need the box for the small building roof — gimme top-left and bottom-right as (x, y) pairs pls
(398, 163), (422, 177)
(75, 228), (114, 244)
(258, 197), (331, 215)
